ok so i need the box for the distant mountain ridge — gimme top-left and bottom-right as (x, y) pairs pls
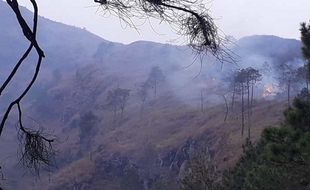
(0, 0), (303, 78)
(236, 35), (301, 64)
(0, 0), (105, 72)
(0, 2), (305, 189)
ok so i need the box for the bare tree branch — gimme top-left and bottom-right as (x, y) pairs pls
(0, 0), (54, 172)
(94, 0), (235, 62)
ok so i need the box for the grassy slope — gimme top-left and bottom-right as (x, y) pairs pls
(35, 97), (286, 189)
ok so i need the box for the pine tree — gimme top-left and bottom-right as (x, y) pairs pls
(146, 66), (165, 97)
(300, 22), (310, 92)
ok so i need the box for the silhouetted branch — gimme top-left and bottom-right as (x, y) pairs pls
(1, 0), (43, 132)
(17, 103), (54, 174)
(0, 0), (54, 172)
(0, 44), (33, 96)
(94, 0), (235, 63)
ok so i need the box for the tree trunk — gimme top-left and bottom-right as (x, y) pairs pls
(287, 80), (291, 108)
(223, 94), (228, 122)
(248, 81), (253, 139)
(121, 107), (124, 119)
(247, 81), (251, 139)
(154, 80), (157, 97)
(231, 82), (236, 111)
(113, 107), (117, 121)
(307, 64), (309, 93)
(140, 100), (145, 117)
(241, 83), (245, 137)
(247, 81), (250, 119)
(251, 83), (254, 107)
(305, 62), (309, 92)
(201, 89), (204, 113)
(307, 76), (309, 93)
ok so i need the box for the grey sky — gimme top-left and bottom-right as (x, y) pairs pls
(15, 0), (310, 44)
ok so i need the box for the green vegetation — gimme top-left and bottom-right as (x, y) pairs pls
(219, 23), (310, 189)
(300, 22), (310, 91)
(214, 22), (310, 190)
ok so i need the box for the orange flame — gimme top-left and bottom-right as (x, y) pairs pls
(263, 84), (277, 97)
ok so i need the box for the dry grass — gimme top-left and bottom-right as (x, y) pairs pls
(35, 97), (286, 189)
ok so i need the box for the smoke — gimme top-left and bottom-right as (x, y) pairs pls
(87, 35), (304, 108)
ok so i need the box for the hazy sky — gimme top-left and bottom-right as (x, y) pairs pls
(15, 0), (310, 44)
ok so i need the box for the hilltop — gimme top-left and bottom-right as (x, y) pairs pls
(0, 2), (305, 189)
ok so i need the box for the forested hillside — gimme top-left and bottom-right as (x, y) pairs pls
(0, 1), (309, 189)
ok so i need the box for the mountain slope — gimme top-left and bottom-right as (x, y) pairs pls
(0, 0), (105, 73)
(0, 1), (305, 189)
(235, 35), (301, 66)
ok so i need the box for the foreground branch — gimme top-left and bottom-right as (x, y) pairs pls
(0, 0), (54, 172)
(94, 0), (235, 63)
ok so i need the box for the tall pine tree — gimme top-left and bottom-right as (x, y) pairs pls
(300, 22), (310, 92)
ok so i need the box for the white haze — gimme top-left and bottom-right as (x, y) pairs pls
(12, 0), (310, 44)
